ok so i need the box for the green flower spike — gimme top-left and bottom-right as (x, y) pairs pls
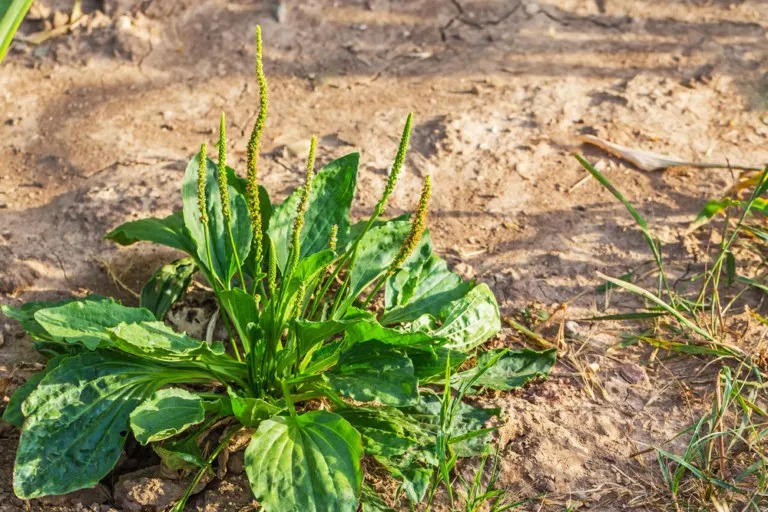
(389, 175), (431, 274)
(247, 25), (269, 275)
(328, 224), (338, 253)
(217, 112), (231, 224)
(198, 143), (209, 225)
(375, 113), (413, 217)
(288, 135), (317, 273)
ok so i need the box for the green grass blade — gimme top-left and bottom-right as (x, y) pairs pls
(576, 154), (669, 292)
(0, 0), (33, 63)
(596, 271), (746, 358)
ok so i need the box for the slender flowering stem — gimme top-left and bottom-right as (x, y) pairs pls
(363, 175), (431, 308)
(287, 135), (317, 276)
(328, 224), (338, 253)
(198, 144), (221, 289)
(375, 112), (413, 218)
(247, 25), (269, 292)
(217, 112), (247, 291)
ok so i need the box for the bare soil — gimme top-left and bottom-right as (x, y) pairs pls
(2, 0), (768, 510)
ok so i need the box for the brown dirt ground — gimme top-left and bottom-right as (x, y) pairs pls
(2, 0), (768, 510)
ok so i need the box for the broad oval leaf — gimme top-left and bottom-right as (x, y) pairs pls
(1, 296), (98, 341)
(268, 153), (359, 272)
(14, 352), (165, 499)
(382, 233), (471, 325)
(228, 390), (282, 427)
(140, 258), (197, 320)
(455, 348), (556, 393)
(324, 340), (418, 406)
(105, 211), (195, 253)
(130, 388), (206, 444)
(108, 321), (226, 360)
(412, 283), (500, 352)
(244, 410), (363, 512)
(336, 406), (424, 458)
(33, 298), (156, 350)
(1, 356), (65, 427)
(404, 394), (500, 457)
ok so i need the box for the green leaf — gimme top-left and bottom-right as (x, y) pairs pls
(106, 211), (195, 253)
(455, 348), (556, 393)
(13, 352), (168, 498)
(406, 346), (467, 383)
(412, 284), (500, 352)
(347, 220), (411, 301)
(1, 297), (94, 341)
(295, 309), (375, 358)
(336, 406), (426, 458)
(154, 437), (206, 471)
(130, 388), (206, 444)
(689, 198), (735, 230)
(33, 298), (155, 350)
(219, 288), (260, 354)
(405, 394), (500, 456)
(140, 258), (197, 320)
(0, 0), (33, 64)
(268, 153), (359, 272)
(244, 410), (362, 512)
(228, 389), (281, 427)
(374, 455), (431, 503)
(342, 315), (437, 347)
(182, 155), (252, 284)
(324, 341), (418, 407)
(108, 321), (226, 360)
(2, 356), (65, 427)
(382, 233), (472, 325)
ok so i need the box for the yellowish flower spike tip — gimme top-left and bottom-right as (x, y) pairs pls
(329, 224), (338, 253)
(375, 112), (413, 217)
(247, 25), (269, 271)
(289, 135), (318, 271)
(217, 112), (231, 223)
(389, 175), (431, 274)
(198, 143), (209, 225)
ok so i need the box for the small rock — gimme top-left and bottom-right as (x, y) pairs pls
(618, 362), (648, 384)
(564, 320), (581, 336)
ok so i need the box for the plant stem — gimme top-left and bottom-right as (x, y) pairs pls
(281, 380), (297, 418)
(171, 425), (241, 512)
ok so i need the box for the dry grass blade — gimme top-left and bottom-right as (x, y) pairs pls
(581, 135), (763, 172)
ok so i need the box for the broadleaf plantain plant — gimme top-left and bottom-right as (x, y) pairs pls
(1, 27), (556, 511)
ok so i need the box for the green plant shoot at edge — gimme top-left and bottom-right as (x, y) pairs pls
(0, 25), (557, 512)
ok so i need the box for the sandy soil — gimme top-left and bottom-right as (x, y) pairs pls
(1, 0), (768, 510)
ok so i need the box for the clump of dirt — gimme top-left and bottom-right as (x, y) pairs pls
(2, 0), (768, 510)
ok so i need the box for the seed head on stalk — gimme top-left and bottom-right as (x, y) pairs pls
(217, 113), (231, 224)
(375, 113), (413, 217)
(328, 224), (338, 253)
(389, 175), (431, 274)
(288, 135), (317, 271)
(198, 143), (209, 225)
(247, 25), (269, 272)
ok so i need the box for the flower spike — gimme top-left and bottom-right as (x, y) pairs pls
(217, 113), (231, 224)
(375, 113), (413, 217)
(288, 135), (318, 272)
(198, 143), (209, 225)
(247, 25), (269, 274)
(389, 175), (431, 274)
